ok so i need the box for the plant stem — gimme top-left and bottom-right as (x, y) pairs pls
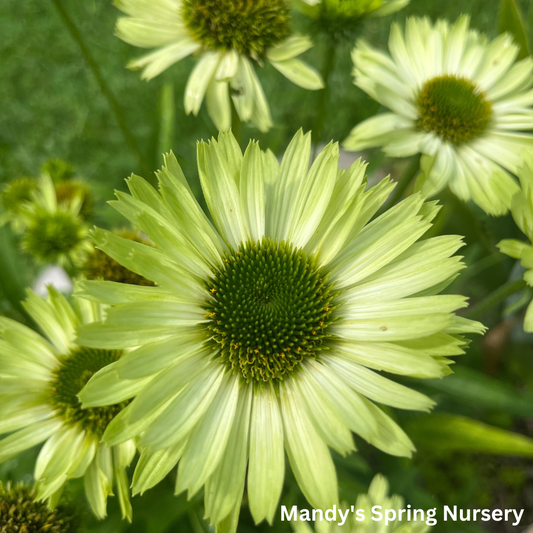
(231, 100), (243, 150)
(465, 278), (528, 320)
(312, 42), (336, 157)
(50, 0), (153, 181)
(380, 154), (421, 212)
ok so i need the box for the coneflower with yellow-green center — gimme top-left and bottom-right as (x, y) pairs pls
(0, 288), (138, 520)
(344, 16), (533, 215)
(74, 130), (484, 532)
(115, 0), (323, 131)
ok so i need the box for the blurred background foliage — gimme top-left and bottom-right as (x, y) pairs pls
(1, 0), (533, 531)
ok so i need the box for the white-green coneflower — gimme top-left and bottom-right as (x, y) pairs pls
(0, 288), (136, 520)
(115, 0), (323, 131)
(498, 150), (533, 331)
(15, 175), (92, 266)
(343, 16), (533, 216)
(294, 474), (431, 533)
(75, 130), (483, 531)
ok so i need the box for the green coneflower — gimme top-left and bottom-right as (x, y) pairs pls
(55, 180), (94, 221)
(115, 0), (323, 131)
(83, 229), (155, 286)
(343, 16), (533, 216)
(17, 175), (92, 266)
(0, 481), (80, 533)
(297, 0), (409, 39)
(0, 287), (140, 520)
(498, 151), (533, 331)
(75, 130), (483, 531)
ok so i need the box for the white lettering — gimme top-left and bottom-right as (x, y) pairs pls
(512, 510), (524, 526)
(444, 506), (457, 521)
(281, 506), (297, 521)
(325, 506), (336, 522)
(337, 508), (350, 526)
(372, 505), (383, 522)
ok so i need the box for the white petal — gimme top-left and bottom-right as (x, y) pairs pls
(184, 51), (221, 116)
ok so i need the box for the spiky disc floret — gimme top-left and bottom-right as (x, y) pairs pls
(41, 159), (75, 183)
(22, 211), (85, 263)
(205, 238), (337, 383)
(0, 482), (79, 533)
(182, 0), (290, 57)
(417, 75), (492, 145)
(50, 347), (125, 438)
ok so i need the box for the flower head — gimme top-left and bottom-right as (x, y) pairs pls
(41, 159), (75, 183)
(0, 481), (80, 533)
(0, 177), (39, 231)
(76, 130), (483, 529)
(0, 288), (138, 520)
(343, 16), (533, 215)
(115, 0), (323, 131)
(17, 175), (92, 265)
(498, 151), (533, 331)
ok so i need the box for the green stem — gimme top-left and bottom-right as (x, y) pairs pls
(380, 154), (421, 212)
(50, 0), (153, 182)
(465, 278), (527, 320)
(312, 42), (336, 157)
(231, 100), (243, 150)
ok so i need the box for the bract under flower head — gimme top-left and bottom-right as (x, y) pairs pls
(115, 0), (323, 131)
(0, 288), (139, 520)
(75, 130), (483, 531)
(344, 16), (533, 216)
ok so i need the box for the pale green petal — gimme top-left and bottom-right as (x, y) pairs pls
(0, 419), (62, 462)
(247, 384), (284, 524)
(215, 50), (239, 81)
(266, 35), (313, 62)
(206, 80), (232, 131)
(197, 137), (248, 248)
(231, 56), (255, 122)
(40, 428), (85, 485)
(295, 369), (355, 456)
(84, 446), (113, 520)
(204, 383), (252, 525)
(129, 40), (201, 81)
(116, 17), (186, 48)
(302, 361), (378, 441)
(79, 361), (150, 407)
(176, 373), (240, 496)
(269, 130), (312, 240)
(75, 280), (180, 305)
(116, 331), (207, 379)
(0, 405), (53, 437)
(336, 340), (445, 378)
(184, 52), (222, 115)
(76, 322), (176, 349)
(132, 440), (186, 496)
(68, 437), (97, 479)
(127, 348), (211, 423)
(280, 380), (338, 510)
(239, 141), (266, 241)
(325, 355), (435, 411)
(288, 142), (339, 248)
(248, 65), (273, 132)
(90, 227), (204, 299)
(269, 58), (323, 90)
(141, 363), (224, 449)
(113, 448), (132, 521)
(524, 300), (533, 332)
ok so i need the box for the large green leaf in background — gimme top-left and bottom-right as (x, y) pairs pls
(407, 413), (533, 455)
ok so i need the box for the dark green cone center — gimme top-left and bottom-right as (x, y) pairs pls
(205, 239), (337, 383)
(50, 347), (125, 437)
(182, 0), (290, 57)
(417, 75), (492, 144)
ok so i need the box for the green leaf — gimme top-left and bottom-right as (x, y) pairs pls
(421, 366), (533, 418)
(406, 414), (533, 456)
(498, 0), (530, 59)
